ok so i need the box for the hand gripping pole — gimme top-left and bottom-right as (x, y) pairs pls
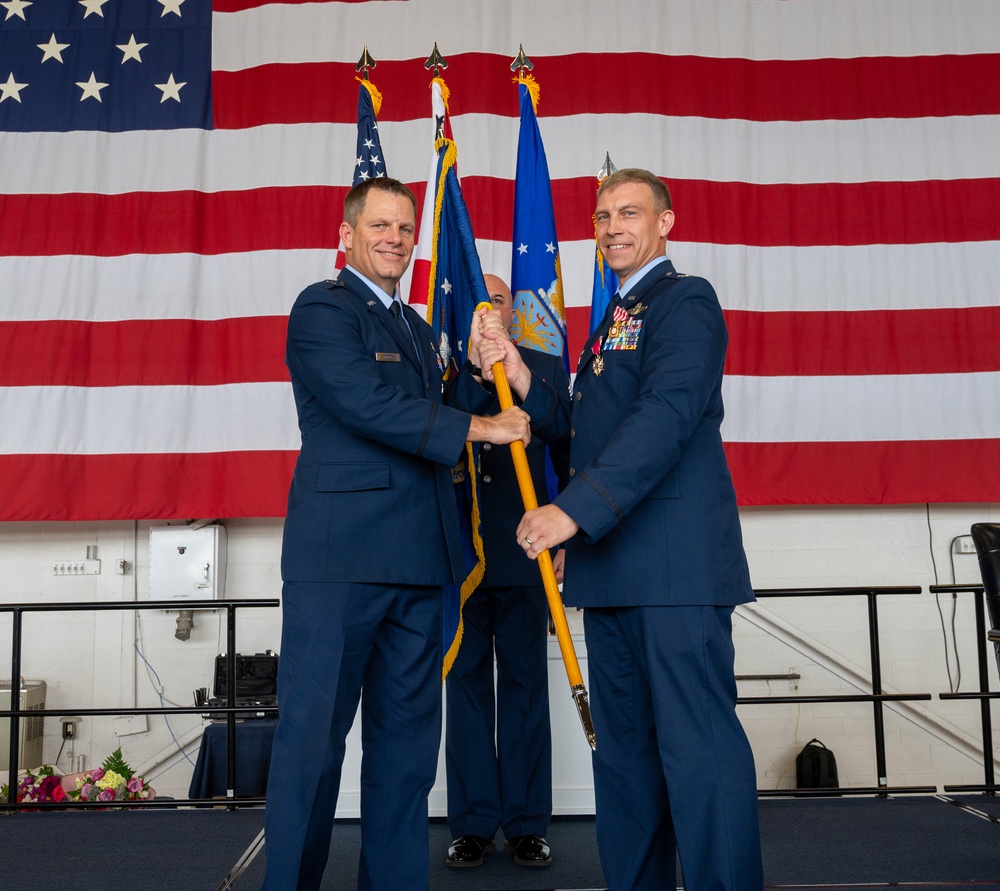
(475, 304), (596, 749)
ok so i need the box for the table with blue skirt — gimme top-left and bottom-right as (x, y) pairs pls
(188, 718), (278, 799)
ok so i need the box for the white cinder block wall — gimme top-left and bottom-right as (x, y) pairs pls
(1, 503), (998, 802)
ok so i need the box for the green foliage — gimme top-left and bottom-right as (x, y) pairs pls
(101, 747), (134, 781)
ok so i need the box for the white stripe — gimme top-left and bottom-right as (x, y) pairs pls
(6, 114), (999, 196)
(214, 0), (1000, 70)
(0, 384), (300, 454)
(483, 240), (1000, 317)
(4, 241), (997, 322)
(721, 372), (1000, 442)
(665, 241), (1000, 313)
(5, 372), (997, 455)
(0, 251), (333, 321)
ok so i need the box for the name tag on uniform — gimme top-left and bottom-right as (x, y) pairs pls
(375, 351), (402, 362)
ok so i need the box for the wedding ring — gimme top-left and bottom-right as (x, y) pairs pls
(525, 538), (533, 546)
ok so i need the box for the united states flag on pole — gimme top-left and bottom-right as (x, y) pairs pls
(333, 77), (387, 270)
(2, 0), (998, 521)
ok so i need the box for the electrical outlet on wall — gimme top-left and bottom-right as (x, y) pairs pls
(60, 716), (81, 740)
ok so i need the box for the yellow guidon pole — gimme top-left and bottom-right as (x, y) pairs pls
(474, 303), (596, 749)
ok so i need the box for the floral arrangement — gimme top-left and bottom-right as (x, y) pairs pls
(1, 763), (67, 805)
(68, 748), (152, 803)
(1, 748), (152, 807)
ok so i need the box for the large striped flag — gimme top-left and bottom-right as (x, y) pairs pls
(2, 0), (998, 521)
(422, 134), (491, 676)
(509, 73), (568, 369)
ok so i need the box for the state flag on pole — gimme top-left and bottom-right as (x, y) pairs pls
(423, 133), (490, 677)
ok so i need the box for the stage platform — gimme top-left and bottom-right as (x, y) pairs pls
(1, 795), (998, 890)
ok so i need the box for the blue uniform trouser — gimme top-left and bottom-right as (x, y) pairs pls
(261, 580), (443, 891)
(584, 605), (763, 891)
(445, 583), (552, 841)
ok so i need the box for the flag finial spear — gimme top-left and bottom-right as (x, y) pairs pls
(509, 44), (534, 77)
(598, 152), (618, 183)
(424, 42), (448, 77)
(356, 44), (376, 81)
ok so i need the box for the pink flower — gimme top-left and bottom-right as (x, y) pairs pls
(90, 768), (105, 782)
(80, 783), (94, 799)
(127, 776), (144, 794)
(98, 788), (115, 803)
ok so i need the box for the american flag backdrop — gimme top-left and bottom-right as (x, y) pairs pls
(1, 0), (998, 521)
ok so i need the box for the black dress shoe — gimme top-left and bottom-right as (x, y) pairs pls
(507, 834), (552, 867)
(445, 835), (495, 868)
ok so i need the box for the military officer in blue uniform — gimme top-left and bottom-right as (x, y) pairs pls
(512, 169), (764, 891)
(442, 275), (571, 869)
(261, 177), (531, 891)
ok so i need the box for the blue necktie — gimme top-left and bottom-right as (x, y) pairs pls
(390, 300), (423, 374)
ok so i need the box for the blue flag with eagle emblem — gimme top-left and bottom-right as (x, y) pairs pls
(510, 75), (569, 371)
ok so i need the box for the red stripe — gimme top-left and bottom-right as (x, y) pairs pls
(6, 306), (998, 387)
(215, 0), (392, 10)
(4, 177), (998, 256)
(721, 306), (1000, 376)
(725, 439), (1000, 506)
(566, 306), (1000, 377)
(0, 452), (296, 522)
(212, 53), (1000, 128)
(0, 319), (288, 387)
(408, 257), (432, 306)
(0, 440), (993, 519)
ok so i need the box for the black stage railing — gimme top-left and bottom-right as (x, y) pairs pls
(1, 598), (278, 812)
(928, 582), (999, 795)
(3, 586), (943, 809)
(744, 586), (934, 797)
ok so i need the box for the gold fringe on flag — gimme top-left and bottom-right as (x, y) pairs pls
(441, 440), (487, 681)
(514, 72), (541, 112)
(431, 75), (451, 112)
(356, 77), (383, 115)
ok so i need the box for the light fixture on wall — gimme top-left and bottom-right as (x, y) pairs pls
(149, 524), (228, 643)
